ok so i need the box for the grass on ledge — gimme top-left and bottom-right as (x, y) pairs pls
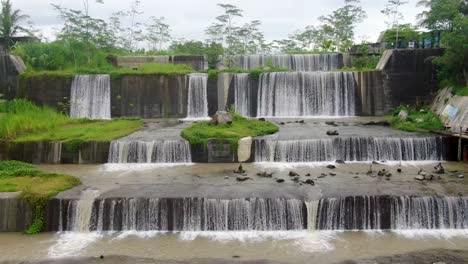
(451, 86), (468, 96)
(389, 106), (446, 132)
(0, 160), (81, 234)
(181, 112), (279, 148)
(0, 99), (143, 142)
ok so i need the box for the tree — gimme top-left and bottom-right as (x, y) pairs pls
(205, 42), (224, 69)
(145, 16), (171, 51)
(383, 23), (419, 48)
(381, 0), (409, 48)
(416, 0), (463, 30)
(0, 0), (30, 50)
(318, 0), (367, 52)
(169, 40), (206, 55)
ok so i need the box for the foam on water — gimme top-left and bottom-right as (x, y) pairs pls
(48, 232), (102, 258)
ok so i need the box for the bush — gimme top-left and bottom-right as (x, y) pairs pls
(390, 106), (445, 132)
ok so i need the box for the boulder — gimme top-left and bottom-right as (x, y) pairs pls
(326, 164), (336, 169)
(335, 160), (346, 164)
(424, 174), (434, 181)
(397, 168), (402, 173)
(398, 110), (408, 121)
(233, 164), (246, 174)
(433, 163), (445, 174)
(289, 171), (300, 177)
(257, 171), (273, 178)
(237, 137), (252, 162)
(318, 173), (327, 178)
(211, 111), (233, 125)
(415, 175), (425, 181)
(458, 174), (465, 179)
(292, 176), (300, 183)
(303, 179), (315, 186)
(236, 176), (250, 182)
(276, 178), (285, 183)
(329, 172), (337, 176)
(326, 130), (339, 136)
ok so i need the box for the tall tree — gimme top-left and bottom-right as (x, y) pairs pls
(0, 0), (30, 50)
(318, 0), (367, 52)
(381, 0), (409, 48)
(109, 0), (144, 51)
(145, 16), (171, 51)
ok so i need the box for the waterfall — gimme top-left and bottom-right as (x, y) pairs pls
(108, 140), (192, 163)
(66, 190), (100, 232)
(70, 75), (111, 119)
(233, 73), (253, 117)
(186, 73), (208, 119)
(255, 137), (448, 162)
(53, 196), (468, 232)
(231, 54), (341, 71)
(257, 72), (356, 117)
(316, 196), (468, 230)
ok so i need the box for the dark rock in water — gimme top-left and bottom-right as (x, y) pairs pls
(305, 173), (311, 177)
(318, 173), (327, 178)
(257, 171), (273, 178)
(415, 175), (425, 181)
(366, 165), (373, 175)
(299, 120), (305, 124)
(258, 118), (266, 121)
(326, 164), (336, 169)
(363, 121), (391, 126)
(234, 163), (246, 174)
(325, 121), (338, 126)
(236, 176), (250, 182)
(303, 179), (315, 186)
(276, 178), (285, 183)
(397, 168), (402, 173)
(224, 176), (229, 179)
(385, 172), (392, 177)
(329, 172), (337, 176)
(289, 171), (300, 177)
(326, 130), (339, 136)
(424, 174), (434, 180)
(433, 163), (445, 174)
(100, 255), (104, 259)
(353, 176), (359, 179)
(232, 255), (240, 259)
(211, 111), (233, 125)
(292, 176), (300, 182)
(458, 174), (465, 179)
(279, 122), (285, 125)
(377, 169), (386, 176)
(372, 161), (380, 165)
(335, 160), (345, 164)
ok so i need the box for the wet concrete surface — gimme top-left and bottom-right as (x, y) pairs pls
(37, 162), (468, 200)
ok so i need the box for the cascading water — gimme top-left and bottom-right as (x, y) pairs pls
(257, 72), (356, 117)
(255, 136), (448, 162)
(54, 196), (468, 232)
(233, 73), (253, 117)
(186, 73), (208, 119)
(231, 54), (341, 71)
(70, 75), (111, 119)
(108, 140), (192, 163)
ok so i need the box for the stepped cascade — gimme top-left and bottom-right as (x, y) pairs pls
(257, 72), (356, 117)
(231, 54), (342, 71)
(53, 196), (468, 232)
(255, 137), (448, 162)
(233, 73), (253, 117)
(186, 73), (209, 119)
(70, 74), (111, 119)
(108, 140), (192, 163)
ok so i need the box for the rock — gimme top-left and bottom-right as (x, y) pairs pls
(425, 174), (434, 180)
(224, 176), (229, 179)
(353, 176), (359, 179)
(419, 171), (428, 176)
(258, 118), (266, 121)
(326, 164), (336, 169)
(398, 110), (408, 121)
(289, 171), (300, 177)
(326, 130), (339, 136)
(292, 176), (300, 182)
(385, 172), (392, 177)
(366, 165), (373, 175)
(299, 120), (305, 124)
(397, 168), (402, 173)
(458, 174), (465, 179)
(372, 161), (380, 165)
(237, 137), (253, 162)
(318, 173), (327, 178)
(325, 121), (338, 126)
(234, 163), (246, 174)
(211, 111), (233, 125)
(433, 163), (445, 174)
(276, 178), (285, 183)
(335, 160), (346, 164)
(279, 122), (285, 125)
(303, 179), (315, 186)
(257, 171), (273, 178)
(329, 173), (337, 176)
(236, 176), (250, 182)
(305, 173), (311, 177)
(377, 169), (386, 176)
(415, 175), (425, 181)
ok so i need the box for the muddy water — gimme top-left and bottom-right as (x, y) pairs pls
(1, 230), (468, 263)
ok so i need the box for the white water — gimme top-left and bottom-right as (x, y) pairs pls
(70, 74), (111, 119)
(233, 73), (253, 117)
(108, 140), (192, 163)
(67, 190), (100, 232)
(186, 73), (208, 119)
(231, 54), (341, 71)
(257, 72), (356, 117)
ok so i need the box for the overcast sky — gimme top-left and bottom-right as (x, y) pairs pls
(13, 0), (425, 44)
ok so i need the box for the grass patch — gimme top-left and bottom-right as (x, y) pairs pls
(451, 86), (468, 96)
(181, 112), (278, 148)
(0, 160), (80, 234)
(389, 106), (446, 132)
(0, 99), (143, 143)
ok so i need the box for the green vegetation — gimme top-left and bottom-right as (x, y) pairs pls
(389, 106), (446, 132)
(181, 111), (278, 148)
(0, 160), (80, 234)
(452, 86), (468, 96)
(0, 99), (143, 143)
(207, 66), (291, 81)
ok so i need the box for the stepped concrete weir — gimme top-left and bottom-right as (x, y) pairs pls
(70, 75), (111, 119)
(231, 54), (343, 71)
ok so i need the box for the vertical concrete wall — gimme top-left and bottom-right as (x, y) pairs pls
(353, 71), (391, 116)
(0, 55), (26, 99)
(17, 75), (73, 108)
(0, 194), (32, 232)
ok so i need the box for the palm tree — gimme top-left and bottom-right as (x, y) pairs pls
(0, 0), (29, 50)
